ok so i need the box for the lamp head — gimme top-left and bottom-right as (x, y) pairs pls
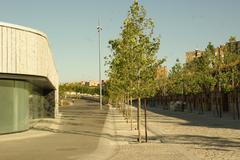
(97, 26), (102, 32)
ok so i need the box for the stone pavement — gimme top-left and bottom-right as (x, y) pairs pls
(0, 99), (115, 160)
(0, 99), (198, 160)
(108, 107), (196, 160)
(122, 105), (240, 160)
(145, 107), (240, 160)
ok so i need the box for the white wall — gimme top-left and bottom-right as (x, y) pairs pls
(0, 22), (58, 89)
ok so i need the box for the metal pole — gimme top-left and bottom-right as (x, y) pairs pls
(97, 19), (103, 110)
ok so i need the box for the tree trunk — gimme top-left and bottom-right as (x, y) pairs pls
(219, 93), (223, 118)
(236, 91), (240, 120)
(137, 97), (141, 143)
(144, 98), (148, 143)
(126, 95), (129, 123)
(130, 96), (133, 130)
(137, 99), (139, 130)
(122, 96), (126, 118)
(215, 92), (219, 117)
(189, 94), (193, 112)
(125, 96), (127, 118)
(202, 93), (204, 113)
(200, 93), (204, 114)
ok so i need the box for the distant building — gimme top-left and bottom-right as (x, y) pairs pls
(86, 80), (99, 87)
(215, 45), (225, 59)
(65, 91), (77, 97)
(186, 41), (240, 63)
(156, 66), (168, 80)
(65, 80), (101, 87)
(186, 50), (204, 63)
(79, 81), (87, 86)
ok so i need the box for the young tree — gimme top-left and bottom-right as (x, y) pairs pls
(195, 43), (216, 113)
(221, 36), (240, 119)
(106, 0), (162, 142)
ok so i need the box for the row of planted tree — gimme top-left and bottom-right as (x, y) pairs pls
(155, 36), (240, 120)
(59, 82), (108, 99)
(105, 1), (164, 142)
(154, 90), (240, 120)
(106, 1), (240, 143)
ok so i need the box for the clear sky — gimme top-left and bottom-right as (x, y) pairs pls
(0, 0), (240, 82)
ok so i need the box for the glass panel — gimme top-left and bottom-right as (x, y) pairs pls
(0, 80), (30, 134)
(0, 80), (15, 133)
(0, 79), (54, 134)
(14, 81), (29, 131)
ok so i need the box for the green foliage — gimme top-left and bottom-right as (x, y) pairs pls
(59, 82), (109, 98)
(229, 36), (236, 43)
(167, 59), (184, 95)
(165, 36), (240, 96)
(220, 37), (240, 92)
(195, 42), (216, 92)
(106, 1), (163, 102)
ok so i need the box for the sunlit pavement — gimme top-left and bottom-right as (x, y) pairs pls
(0, 99), (198, 160)
(0, 99), (115, 160)
(127, 106), (240, 160)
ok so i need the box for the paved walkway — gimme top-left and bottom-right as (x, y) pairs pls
(145, 107), (240, 160)
(0, 99), (115, 160)
(0, 99), (201, 160)
(123, 105), (240, 160)
(109, 107), (194, 160)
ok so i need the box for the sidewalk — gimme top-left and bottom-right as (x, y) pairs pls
(109, 107), (196, 160)
(0, 100), (115, 160)
(127, 105), (240, 160)
(0, 101), (201, 160)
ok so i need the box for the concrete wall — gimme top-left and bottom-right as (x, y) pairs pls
(0, 22), (59, 118)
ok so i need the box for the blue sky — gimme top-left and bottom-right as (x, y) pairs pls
(0, 0), (240, 82)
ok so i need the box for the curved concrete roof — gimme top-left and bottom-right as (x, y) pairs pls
(0, 21), (59, 89)
(0, 21), (48, 39)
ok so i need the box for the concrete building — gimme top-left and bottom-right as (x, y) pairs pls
(186, 41), (240, 64)
(0, 22), (59, 134)
(215, 45), (225, 59)
(156, 66), (168, 80)
(86, 80), (99, 87)
(79, 81), (87, 86)
(186, 50), (204, 63)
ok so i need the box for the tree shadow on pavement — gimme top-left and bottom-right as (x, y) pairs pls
(162, 134), (240, 151)
(147, 107), (240, 130)
(33, 125), (135, 143)
(34, 99), (136, 144)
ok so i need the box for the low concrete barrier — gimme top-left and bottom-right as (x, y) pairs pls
(80, 96), (109, 105)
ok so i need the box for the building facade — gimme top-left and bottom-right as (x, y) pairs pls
(186, 50), (204, 63)
(156, 66), (168, 80)
(0, 22), (59, 134)
(186, 41), (240, 64)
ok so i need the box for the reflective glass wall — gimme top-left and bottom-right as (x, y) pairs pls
(0, 79), (55, 134)
(29, 86), (51, 120)
(0, 80), (29, 134)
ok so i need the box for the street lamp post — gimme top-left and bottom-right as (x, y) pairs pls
(97, 19), (103, 110)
